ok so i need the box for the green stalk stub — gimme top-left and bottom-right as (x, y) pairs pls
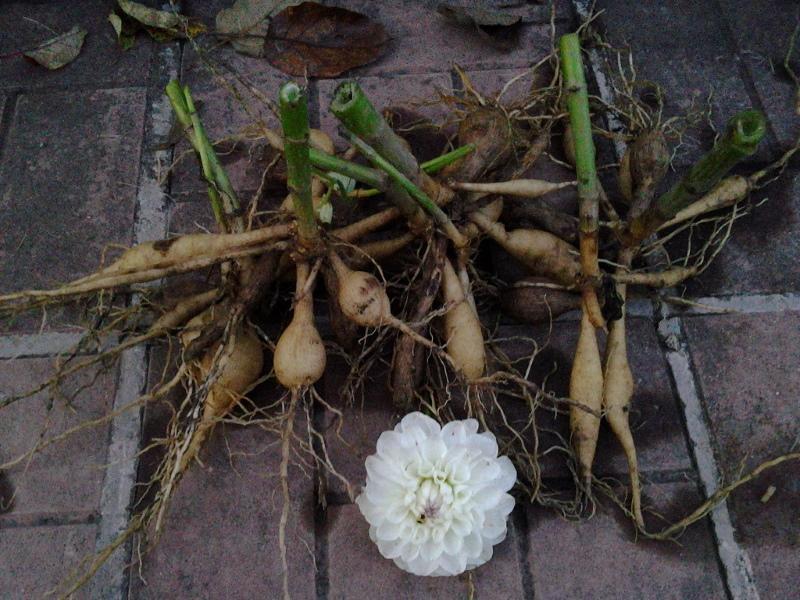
(625, 109), (767, 246)
(279, 82), (318, 246)
(330, 81), (422, 183)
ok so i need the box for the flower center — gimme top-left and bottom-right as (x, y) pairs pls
(412, 475), (454, 524)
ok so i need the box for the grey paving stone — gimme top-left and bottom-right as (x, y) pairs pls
(684, 311), (800, 599)
(495, 317), (693, 479)
(0, 1), (153, 90)
(324, 503), (526, 599)
(525, 482), (727, 599)
(0, 357), (117, 518)
(0, 523), (97, 600)
(680, 167), (800, 296)
(0, 87), (147, 332)
(596, 0), (775, 166)
(718, 0), (800, 148)
(131, 407), (316, 599)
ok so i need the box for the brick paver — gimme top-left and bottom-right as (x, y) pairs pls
(0, 357), (117, 518)
(495, 319), (693, 479)
(718, 0), (800, 148)
(684, 312), (800, 598)
(525, 482), (727, 599)
(0, 1), (799, 598)
(0, 1), (153, 90)
(325, 503), (527, 599)
(0, 88), (146, 331)
(0, 523), (97, 600)
(132, 410), (317, 599)
(597, 0), (777, 166)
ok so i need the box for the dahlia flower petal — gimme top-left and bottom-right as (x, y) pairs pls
(399, 411), (440, 436)
(496, 456), (518, 492)
(356, 412), (517, 577)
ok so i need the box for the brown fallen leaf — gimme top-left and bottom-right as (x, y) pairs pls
(265, 2), (390, 78)
(24, 25), (87, 70)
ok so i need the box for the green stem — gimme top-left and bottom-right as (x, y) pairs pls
(279, 82), (318, 247)
(344, 144), (476, 198)
(349, 134), (466, 246)
(560, 34), (599, 207)
(624, 109), (767, 246)
(308, 148), (387, 189)
(420, 144), (476, 174)
(560, 32), (602, 324)
(166, 81), (227, 229)
(183, 86), (244, 233)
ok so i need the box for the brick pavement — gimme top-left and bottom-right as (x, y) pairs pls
(0, 1), (798, 598)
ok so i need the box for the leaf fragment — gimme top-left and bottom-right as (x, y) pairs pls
(23, 25), (87, 70)
(108, 12), (136, 51)
(216, 0), (302, 57)
(113, 0), (205, 43)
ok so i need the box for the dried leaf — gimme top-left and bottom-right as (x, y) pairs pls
(216, 0), (302, 57)
(265, 2), (389, 78)
(116, 0), (205, 41)
(108, 12), (136, 50)
(437, 3), (522, 50)
(24, 25), (86, 70)
(118, 0), (183, 29)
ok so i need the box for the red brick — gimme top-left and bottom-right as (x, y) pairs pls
(684, 311), (800, 598)
(131, 409), (316, 599)
(0, 523), (96, 600)
(525, 482), (726, 599)
(0, 358), (117, 518)
(325, 503), (526, 599)
(0, 88), (146, 332)
(312, 2), (556, 76)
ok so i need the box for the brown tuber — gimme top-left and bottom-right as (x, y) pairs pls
(441, 258), (485, 382)
(329, 251), (392, 328)
(274, 262), (327, 389)
(501, 278), (582, 323)
(471, 211), (581, 287)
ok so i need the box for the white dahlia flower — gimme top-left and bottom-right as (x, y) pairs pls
(355, 412), (517, 576)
